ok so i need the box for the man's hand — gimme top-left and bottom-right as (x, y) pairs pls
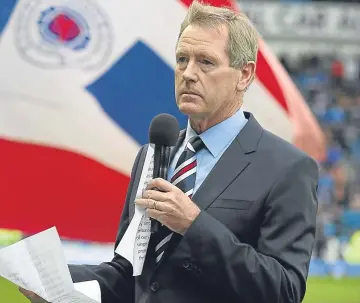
(19, 287), (49, 303)
(136, 178), (201, 235)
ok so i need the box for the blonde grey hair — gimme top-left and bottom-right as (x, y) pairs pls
(177, 1), (259, 70)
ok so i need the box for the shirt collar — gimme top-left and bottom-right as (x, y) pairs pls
(184, 109), (247, 158)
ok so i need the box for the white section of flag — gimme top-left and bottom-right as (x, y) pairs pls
(0, 89), (140, 175)
(243, 80), (293, 142)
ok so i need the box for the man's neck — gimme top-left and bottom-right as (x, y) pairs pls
(190, 104), (242, 134)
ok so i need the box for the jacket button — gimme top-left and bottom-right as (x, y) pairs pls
(183, 261), (193, 270)
(150, 281), (160, 292)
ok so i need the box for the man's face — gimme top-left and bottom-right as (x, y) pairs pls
(175, 24), (242, 121)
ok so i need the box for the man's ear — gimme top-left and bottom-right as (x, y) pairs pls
(236, 61), (256, 91)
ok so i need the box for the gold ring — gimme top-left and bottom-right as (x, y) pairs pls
(154, 201), (157, 210)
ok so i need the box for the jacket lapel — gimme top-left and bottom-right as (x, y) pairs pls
(192, 140), (250, 210)
(192, 112), (263, 210)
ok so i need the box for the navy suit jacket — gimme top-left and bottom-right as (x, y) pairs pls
(69, 112), (319, 303)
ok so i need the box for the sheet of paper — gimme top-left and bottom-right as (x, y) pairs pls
(74, 280), (101, 303)
(25, 227), (74, 302)
(0, 227), (100, 303)
(0, 241), (47, 299)
(54, 290), (100, 303)
(115, 144), (154, 276)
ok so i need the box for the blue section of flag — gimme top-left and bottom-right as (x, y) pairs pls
(86, 40), (187, 145)
(0, 0), (18, 36)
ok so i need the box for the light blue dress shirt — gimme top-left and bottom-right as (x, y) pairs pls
(168, 109), (248, 194)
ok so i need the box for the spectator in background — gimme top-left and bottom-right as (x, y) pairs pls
(279, 54), (294, 76)
(324, 95), (350, 153)
(349, 95), (360, 131)
(331, 58), (344, 88)
(312, 90), (329, 120)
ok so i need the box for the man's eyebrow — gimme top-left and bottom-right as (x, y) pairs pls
(175, 49), (187, 56)
(198, 51), (217, 59)
(176, 49), (217, 60)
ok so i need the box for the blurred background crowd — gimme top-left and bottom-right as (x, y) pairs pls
(281, 53), (360, 269)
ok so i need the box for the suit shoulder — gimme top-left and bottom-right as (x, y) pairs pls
(258, 130), (319, 174)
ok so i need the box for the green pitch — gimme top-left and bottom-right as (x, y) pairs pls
(1, 276), (359, 302)
(0, 278), (28, 303)
(303, 277), (360, 303)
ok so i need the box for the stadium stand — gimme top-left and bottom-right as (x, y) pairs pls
(279, 52), (360, 276)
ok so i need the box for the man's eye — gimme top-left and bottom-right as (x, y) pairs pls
(202, 59), (213, 65)
(177, 57), (187, 63)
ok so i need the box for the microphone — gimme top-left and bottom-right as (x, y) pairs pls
(149, 113), (180, 233)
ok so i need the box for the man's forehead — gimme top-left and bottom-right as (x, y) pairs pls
(179, 24), (228, 41)
(176, 24), (228, 53)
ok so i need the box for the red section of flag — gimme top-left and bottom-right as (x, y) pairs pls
(171, 160), (196, 183)
(0, 138), (129, 243)
(178, 0), (289, 113)
(256, 51), (288, 112)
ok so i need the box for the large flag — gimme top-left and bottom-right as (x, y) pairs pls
(0, 0), (325, 243)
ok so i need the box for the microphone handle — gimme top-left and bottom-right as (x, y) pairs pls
(159, 145), (170, 179)
(151, 145), (171, 233)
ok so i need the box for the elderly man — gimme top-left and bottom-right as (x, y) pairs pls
(20, 1), (318, 303)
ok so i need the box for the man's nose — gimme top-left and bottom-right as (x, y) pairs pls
(182, 62), (198, 83)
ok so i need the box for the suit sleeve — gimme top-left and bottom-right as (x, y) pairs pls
(181, 155), (319, 303)
(68, 146), (145, 303)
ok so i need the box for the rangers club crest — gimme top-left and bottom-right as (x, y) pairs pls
(14, 0), (113, 69)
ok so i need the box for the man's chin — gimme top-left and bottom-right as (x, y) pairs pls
(178, 104), (202, 117)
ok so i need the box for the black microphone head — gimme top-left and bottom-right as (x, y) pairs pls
(149, 113), (180, 146)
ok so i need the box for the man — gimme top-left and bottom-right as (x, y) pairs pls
(20, 2), (319, 303)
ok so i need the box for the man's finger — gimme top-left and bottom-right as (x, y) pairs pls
(142, 189), (168, 201)
(19, 287), (33, 297)
(19, 287), (48, 303)
(147, 178), (179, 192)
(147, 208), (164, 222)
(136, 198), (156, 209)
(136, 198), (167, 212)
